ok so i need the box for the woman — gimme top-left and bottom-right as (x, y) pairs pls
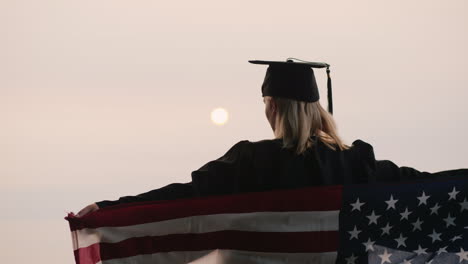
(76, 59), (467, 217)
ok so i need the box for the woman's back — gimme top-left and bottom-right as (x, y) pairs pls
(192, 138), (378, 196)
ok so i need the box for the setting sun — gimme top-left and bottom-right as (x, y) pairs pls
(211, 108), (229, 125)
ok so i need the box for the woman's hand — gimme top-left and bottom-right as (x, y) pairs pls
(76, 203), (99, 218)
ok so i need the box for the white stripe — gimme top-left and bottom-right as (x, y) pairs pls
(73, 210), (339, 250)
(100, 250), (337, 264)
(70, 230), (79, 251)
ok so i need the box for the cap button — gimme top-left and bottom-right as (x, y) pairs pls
(286, 59), (293, 62)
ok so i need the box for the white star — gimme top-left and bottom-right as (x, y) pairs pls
(385, 194), (398, 210)
(350, 198), (365, 211)
(448, 187), (460, 200)
(381, 223), (392, 235)
(436, 246), (448, 255)
(366, 210), (381, 225)
(417, 191), (430, 205)
(348, 225), (361, 240)
(414, 245), (428, 255)
(456, 248), (468, 262)
(345, 253), (358, 264)
(411, 218), (424, 231)
(459, 198), (468, 212)
(362, 238), (375, 252)
(443, 213), (456, 228)
(400, 207), (412, 220)
(378, 248), (392, 264)
(395, 233), (407, 248)
(402, 259), (412, 264)
(451, 235), (462, 242)
(430, 203), (441, 215)
(428, 229), (442, 243)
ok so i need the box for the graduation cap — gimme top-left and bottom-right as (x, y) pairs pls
(248, 58), (333, 114)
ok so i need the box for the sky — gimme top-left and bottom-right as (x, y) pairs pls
(1, 0), (468, 263)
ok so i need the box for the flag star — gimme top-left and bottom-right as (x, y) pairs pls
(451, 235), (462, 242)
(385, 194), (398, 210)
(448, 187), (460, 200)
(345, 253), (358, 264)
(381, 223), (392, 235)
(414, 245), (428, 255)
(443, 213), (456, 228)
(417, 191), (430, 206)
(400, 207), (412, 220)
(430, 203), (441, 215)
(456, 248), (468, 262)
(362, 238), (375, 252)
(428, 229), (442, 243)
(348, 225), (361, 240)
(378, 248), (392, 264)
(459, 198), (468, 212)
(411, 218), (424, 231)
(437, 246), (448, 255)
(366, 210), (381, 225)
(395, 233), (407, 248)
(402, 259), (412, 264)
(350, 198), (365, 211)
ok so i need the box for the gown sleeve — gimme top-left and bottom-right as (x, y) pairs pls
(95, 182), (194, 209)
(191, 140), (254, 197)
(352, 139), (468, 183)
(95, 140), (252, 209)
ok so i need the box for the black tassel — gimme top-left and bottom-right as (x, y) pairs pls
(326, 66), (333, 115)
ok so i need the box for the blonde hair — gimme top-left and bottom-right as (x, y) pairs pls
(271, 96), (349, 155)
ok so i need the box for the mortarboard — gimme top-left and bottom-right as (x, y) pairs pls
(248, 58), (333, 114)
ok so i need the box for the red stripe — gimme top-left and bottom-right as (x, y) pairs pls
(67, 185), (343, 230)
(75, 230), (338, 262)
(73, 243), (101, 264)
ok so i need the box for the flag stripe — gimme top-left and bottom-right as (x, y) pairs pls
(67, 185), (345, 264)
(69, 185), (343, 231)
(73, 242), (100, 264)
(99, 249), (337, 264)
(73, 210), (339, 250)
(75, 230), (339, 262)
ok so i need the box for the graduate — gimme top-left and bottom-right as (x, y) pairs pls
(76, 58), (468, 217)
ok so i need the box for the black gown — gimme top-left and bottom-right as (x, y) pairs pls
(95, 138), (468, 209)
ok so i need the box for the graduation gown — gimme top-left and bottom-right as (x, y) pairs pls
(95, 138), (468, 209)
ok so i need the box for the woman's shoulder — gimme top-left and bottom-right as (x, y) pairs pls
(350, 139), (374, 151)
(229, 138), (377, 158)
(347, 139), (377, 162)
(231, 138), (282, 147)
(227, 139), (283, 156)
(222, 140), (253, 156)
(233, 138), (376, 153)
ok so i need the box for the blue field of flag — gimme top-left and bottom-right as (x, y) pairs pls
(337, 177), (468, 264)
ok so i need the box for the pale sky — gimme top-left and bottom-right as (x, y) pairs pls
(1, 0), (468, 263)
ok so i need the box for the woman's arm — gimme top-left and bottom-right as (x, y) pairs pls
(374, 159), (430, 182)
(191, 140), (253, 196)
(76, 182), (194, 217)
(95, 182), (195, 209)
(352, 139), (468, 183)
(375, 160), (468, 182)
(80, 140), (252, 214)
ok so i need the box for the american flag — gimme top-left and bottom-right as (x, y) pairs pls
(65, 177), (468, 264)
(338, 177), (468, 264)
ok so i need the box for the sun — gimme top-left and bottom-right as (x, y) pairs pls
(211, 108), (229, 125)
